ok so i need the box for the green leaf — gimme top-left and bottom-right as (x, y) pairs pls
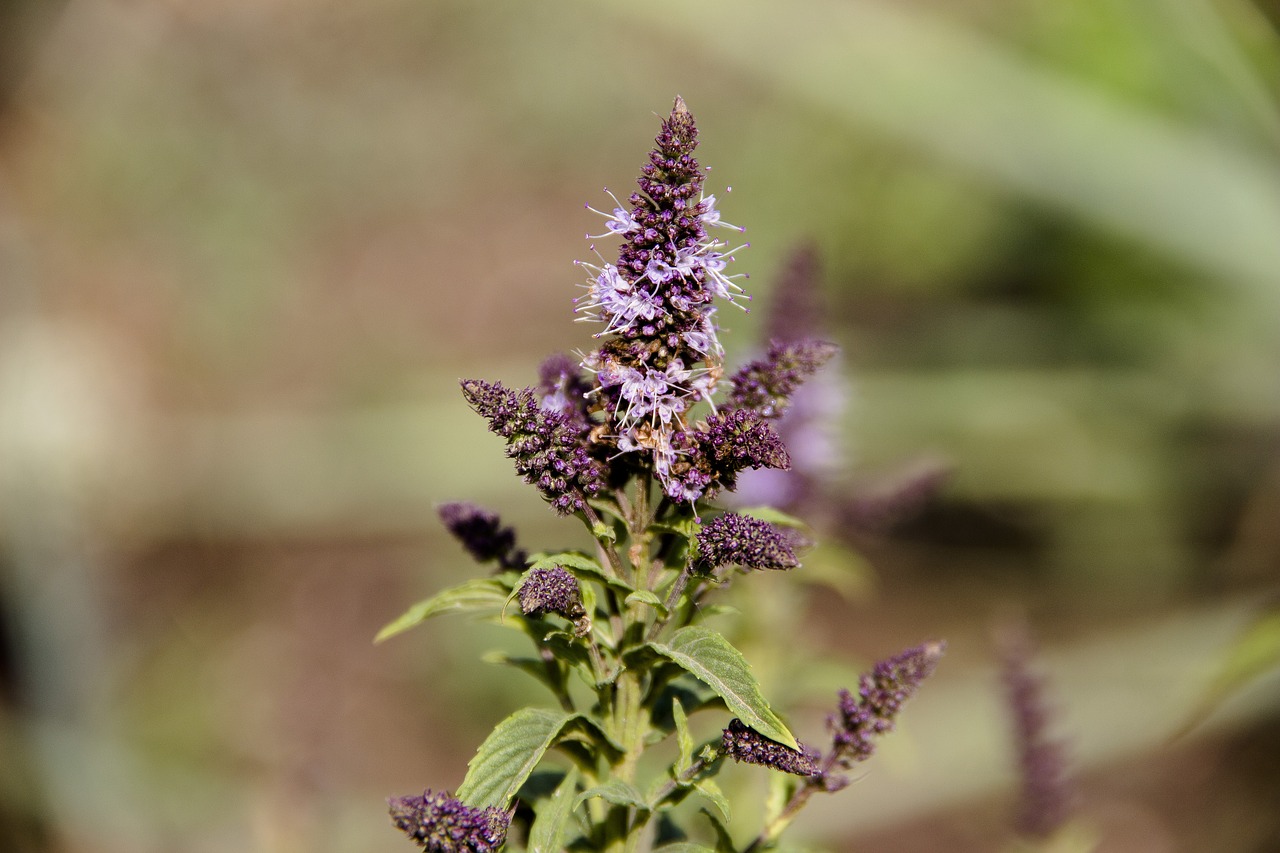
(643, 626), (797, 749)
(693, 778), (731, 824)
(481, 651), (565, 695)
(655, 845), (717, 853)
(672, 697), (695, 777)
(573, 779), (649, 812)
(625, 589), (668, 615)
(374, 578), (510, 643)
(527, 767), (580, 853)
(1180, 602), (1280, 737)
(700, 807), (737, 853)
(456, 708), (577, 809)
(734, 505), (810, 529)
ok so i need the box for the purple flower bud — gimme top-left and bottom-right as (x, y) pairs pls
(997, 622), (1074, 839)
(828, 641), (945, 766)
(699, 408), (790, 491)
(460, 379), (605, 515)
(517, 566), (585, 620)
(437, 502), (527, 571)
(388, 789), (511, 852)
(721, 718), (819, 777)
(728, 338), (839, 419)
(696, 512), (799, 571)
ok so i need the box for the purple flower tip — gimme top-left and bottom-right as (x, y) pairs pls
(699, 408), (790, 492)
(696, 512), (800, 571)
(728, 338), (840, 419)
(517, 566), (585, 620)
(827, 641), (945, 766)
(721, 718), (819, 777)
(460, 378), (605, 515)
(437, 502), (527, 571)
(388, 789), (511, 852)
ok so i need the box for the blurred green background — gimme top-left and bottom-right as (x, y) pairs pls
(2, 0), (1280, 850)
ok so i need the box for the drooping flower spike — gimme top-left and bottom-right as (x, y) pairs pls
(721, 718), (820, 777)
(388, 790), (511, 853)
(437, 502), (527, 572)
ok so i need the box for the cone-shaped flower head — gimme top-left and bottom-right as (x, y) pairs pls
(721, 718), (820, 777)
(460, 379), (605, 515)
(517, 566), (586, 620)
(728, 338), (839, 419)
(696, 512), (799, 571)
(828, 641), (946, 765)
(576, 97), (753, 502)
(388, 790), (511, 852)
(437, 502), (526, 571)
(699, 408), (789, 492)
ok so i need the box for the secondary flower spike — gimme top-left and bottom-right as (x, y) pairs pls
(518, 566), (586, 620)
(696, 512), (799, 571)
(729, 338), (839, 419)
(388, 790), (511, 853)
(460, 379), (606, 515)
(722, 718), (819, 777)
(828, 641), (946, 766)
(437, 502), (527, 571)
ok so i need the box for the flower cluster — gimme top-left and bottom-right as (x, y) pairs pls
(460, 379), (606, 514)
(827, 641), (946, 770)
(437, 502), (527, 571)
(721, 718), (819, 777)
(695, 512), (800, 571)
(728, 338), (839, 419)
(517, 566), (586, 620)
(573, 97), (793, 503)
(389, 790), (511, 853)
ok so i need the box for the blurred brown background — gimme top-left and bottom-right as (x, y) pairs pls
(2, 1), (1280, 851)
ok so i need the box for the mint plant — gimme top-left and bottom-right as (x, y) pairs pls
(380, 97), (944, 853)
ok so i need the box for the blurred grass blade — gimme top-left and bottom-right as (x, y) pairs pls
(1178, 600), (1280, 737)
(599, 0), (1280, 295)
(374, 578), (510, 643)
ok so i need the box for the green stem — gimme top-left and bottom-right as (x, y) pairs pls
(581, 501), (628, 580)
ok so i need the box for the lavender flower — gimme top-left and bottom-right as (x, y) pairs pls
(997, 622), (1074, 839)
(437, 502), (527, 571)
(728, 339), (839, 419)
(696, 512), (799, 571)
(460, 379), (605, 514)
(575, 97), (751, 502)
(517, 566), (586, 620)
(827, 641), (946, 766)
(721, 718), (819, 777)
(699, 408), (789, 492)
(388, 790), (511, 853)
